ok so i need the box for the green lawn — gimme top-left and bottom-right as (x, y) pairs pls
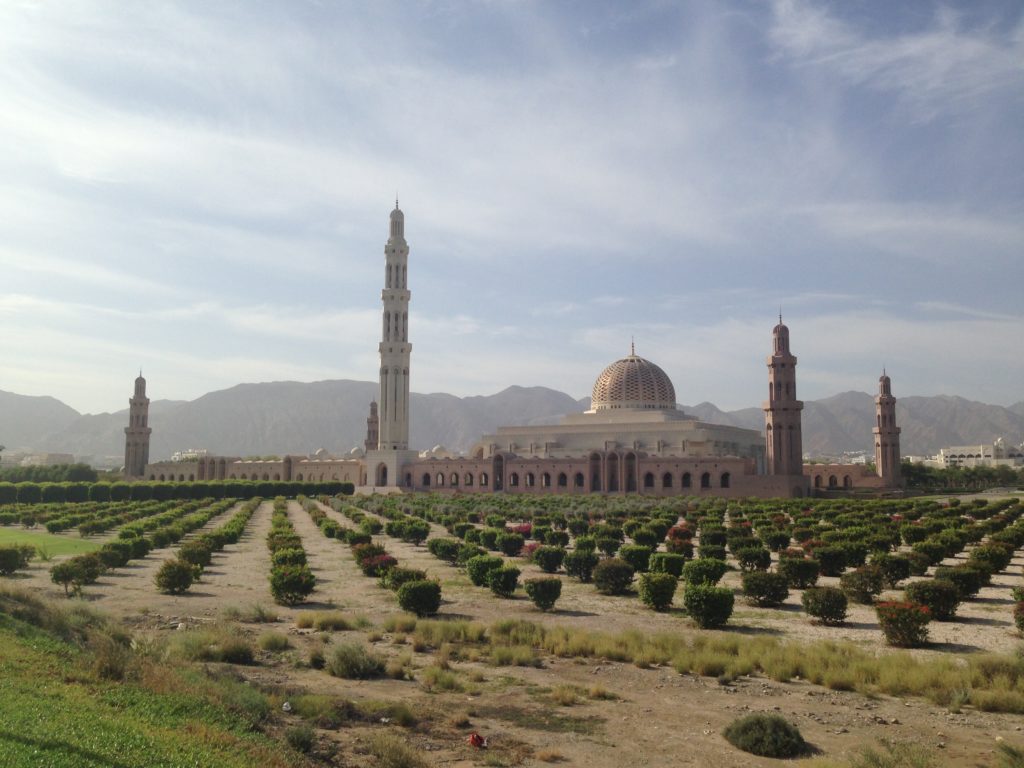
(0, 526), (101, 557)
(0, 612), (309, 768)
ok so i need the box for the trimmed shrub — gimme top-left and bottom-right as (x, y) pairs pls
(839, 565), (884, 605)
(396, 580), (442, 617)
(593, 558), (634, 595)
(904, 579), (960, 621)
(327, 643), (384, 679)
(427, 537), (461, 564)
(735, 546), (771, 572)
(801, 586), (847, 625)
(596, 536), (621, 557)
(457, 544), (487, 565)
(876, 601), (931, 647)
(905, 550), (931, 577)
(871, 553), (912, 589)
(479, 528), (501, 550)
(665, 538), (694, 558)
(0, 545), (33, 576)
(649, 552), (687, 577)
(496, 532), (525, 557)
(933, 565), (983, 600)
(741, 571), (789, 607)
(618, 544), (653, 573)
(488, 566), (520, 598)
(564, 549), (599, 582)
(524, 577), (562, 611)
(723, 714), (806, 758)
(968, 544), (1014, 578)
(777, 556), (819, 588)
(155, 559), (194, 595)
(698, 543), (727, 561)
(638, 572), (677, 611)
(466, 555), (504, 587)
(912, 539), (948, 567)
(813, 546), (847, 577)
(360, 554), (398, 578)
(380, 567), (427, 591)
(401, 520), (431, 545)
(762, 530), (791, 552)
(683, 584), (733, 629)
(532, 545), (566, 574)
(270, 547), (306, 568)
(270, 564), (316, 605)
(178, 539), (214, 569)
(682, 557), (728, 587)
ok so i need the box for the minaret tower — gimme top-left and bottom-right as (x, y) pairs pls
(377, 200), (411, 451)
(873, 371), (902, 486)
(364, 401), (379, 453)
(763, 315), (804, 476)
(123, 372), (152, 478)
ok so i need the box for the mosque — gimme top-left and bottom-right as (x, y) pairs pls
(128, 203), (902, 498)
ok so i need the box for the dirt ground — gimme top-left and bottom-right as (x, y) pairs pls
(10, 496), (1024, 767)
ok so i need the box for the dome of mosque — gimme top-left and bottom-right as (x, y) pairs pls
(590, 349), (677, 412)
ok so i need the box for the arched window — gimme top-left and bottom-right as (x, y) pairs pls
(273, 473), (280, 481)
(814, 475), (821, 488)
(450, 472), (459, 486)
(574, 472), (584, 488)
(700, 472), (711, 489)
(643, 472), (655, 488)
(720, 472), (730, 488)
(843, 475), (852, 488)
(480, 472), (489, 486)
(662, 472), (673, 488)
(541, 472), (551, 487)
(526, 472), (535, 487)
(465, 473), (474, 486)
(422, 473), (431, 487)
(510, 472), (519, 487)
(262, 473), (269, 481)
(682, 472), (692, 488)
(828, 475), (838, 488)
(437, 472), (445, 487)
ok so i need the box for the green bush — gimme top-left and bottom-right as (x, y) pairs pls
(681, 557), (728, 587)
(741, 571), (789, 607)
(813, 546), (847, 577)
(904, 579), (961, 621)
(0, 545), (34, 576)
(593, 558), (634, 595)
(968, 544), (1014, 578)
(876, 601), (931, 647)
(638, 572), (678, 611)
(912, 539), (948, 567)
(933, 566), (983, 599)
(155, 559), (194, 595)
(801, 586), (847, 625)
(466, 555), (504, 586)
(488, 566), (520, 598)
(479, 528), (501, 550)
(777, 556), (819, 588)
(401, 519), (431, 545)
(1015, 602), (1024, 634)
(456, 543), (487, 565)
(269, 564), (316, 605)
(649, 552), (687, 577)
(380, 567), (427, 591)
(698, 543), (727, 561)
(178, 539), (214, 569)
(285, 724), (314, 754)
(839, 565), (884, 605)
(871, 552), (912, 589)
(683, 584), (733, 629)
(396, 580), (442, 617)
(270, 547), (306, 568)
(618, 544), (653, 573)
(596, 536), (621, 557)
(496, 532), (525, 557)
(735, 546), (771, 572)
(532, 545), (566, 574)
(524, 577), (562, 611)
(427, 537), (461, 564)
(327, 643), (384, 679)
(722, 714), (806, 758)
(564, 549), (599, 582)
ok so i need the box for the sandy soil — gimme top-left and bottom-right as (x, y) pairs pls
(7, 495), (1024, 767)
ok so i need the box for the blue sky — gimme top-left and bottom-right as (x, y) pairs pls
(1, 0), (1021, 414)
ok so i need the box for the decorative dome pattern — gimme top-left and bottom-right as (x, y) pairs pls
(591, 353), (677, 411)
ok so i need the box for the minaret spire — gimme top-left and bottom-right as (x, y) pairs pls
(874, 370), (902, 487)
(124, 372), (152, 478)
(377, 201), (412, 453)
(763, 315), (804, 481)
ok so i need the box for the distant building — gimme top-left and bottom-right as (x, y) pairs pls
(170, 448), (208, 462)
(934, 438), (1024, 468)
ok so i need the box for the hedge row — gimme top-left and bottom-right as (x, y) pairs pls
(0, 480), (354, 505)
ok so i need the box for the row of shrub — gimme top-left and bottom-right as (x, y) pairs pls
(0, 480), (354, 506)
(154, 498), (263, 594)
(266, 498), (316, 605)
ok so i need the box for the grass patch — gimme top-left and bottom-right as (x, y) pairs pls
(0, 527), (101, 557)
(168, 626), (256, 665)
(420, 664), (463, 692)
(257, 631), (290, 652)
(326, 642), (383, 679)
(295, 610), (359, 631)
(221, 603), (279, 623)
(367, 732), (429, 768)
(475, 703), (603, 735)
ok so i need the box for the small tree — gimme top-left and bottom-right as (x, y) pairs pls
(801, 586), (847, 625)
(466, 555), (504, 586)
(564, 549), (599, 582)
(741, 571), (789, 607)
(270, 564), (316, 605)
(155, 559), (194, 595)
(839, 565), (884, 605)
(488, 566), (520, 598)
(593, 558), (634, 595)
(524, 577), (562, 611)
(638, 572), (677, 611)
(396, 580), (442, 617)
(876, 601), (931, 647)
(777, 556), (819, 588)
(683, 584), (733, 629)
(532, 545), (566, 574)
(681, 557), (728, 587)
(904, 579), (961, 621)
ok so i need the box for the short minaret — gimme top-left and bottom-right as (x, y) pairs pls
(763, 315), (804, 476)
(364, 401), (379, 453)
(123, 372), (152, 478)
(873, 371), (902, 486)
(377, 201), (411, 451)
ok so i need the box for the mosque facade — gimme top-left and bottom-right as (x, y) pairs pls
(129, 203), (901, 498)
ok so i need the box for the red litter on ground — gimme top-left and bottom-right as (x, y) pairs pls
(467, 732), (488, 748)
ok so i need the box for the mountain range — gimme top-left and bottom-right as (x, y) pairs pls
(2, 383), (1023, 466)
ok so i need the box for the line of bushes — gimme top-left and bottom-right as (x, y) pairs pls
(267, 498), (315, 605)
(0, 480), (353, 505)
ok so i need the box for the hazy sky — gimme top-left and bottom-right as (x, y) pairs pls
(1, 0), (1022, 415)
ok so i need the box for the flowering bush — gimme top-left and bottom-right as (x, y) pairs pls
(876, 601), (931, 647)
(360, 554), (397, 577)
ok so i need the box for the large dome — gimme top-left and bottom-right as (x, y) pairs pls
(590, 352), (677, 412)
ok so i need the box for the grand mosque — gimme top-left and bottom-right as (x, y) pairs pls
(129, 203), (902, 498)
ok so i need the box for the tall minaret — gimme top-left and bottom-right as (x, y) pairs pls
(763, 315), (804, 476)
(364, 401), (379, 453)
(873, 371), (902, 486)
(377, 201), (411, 451)
(123, 372), (152, 478)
